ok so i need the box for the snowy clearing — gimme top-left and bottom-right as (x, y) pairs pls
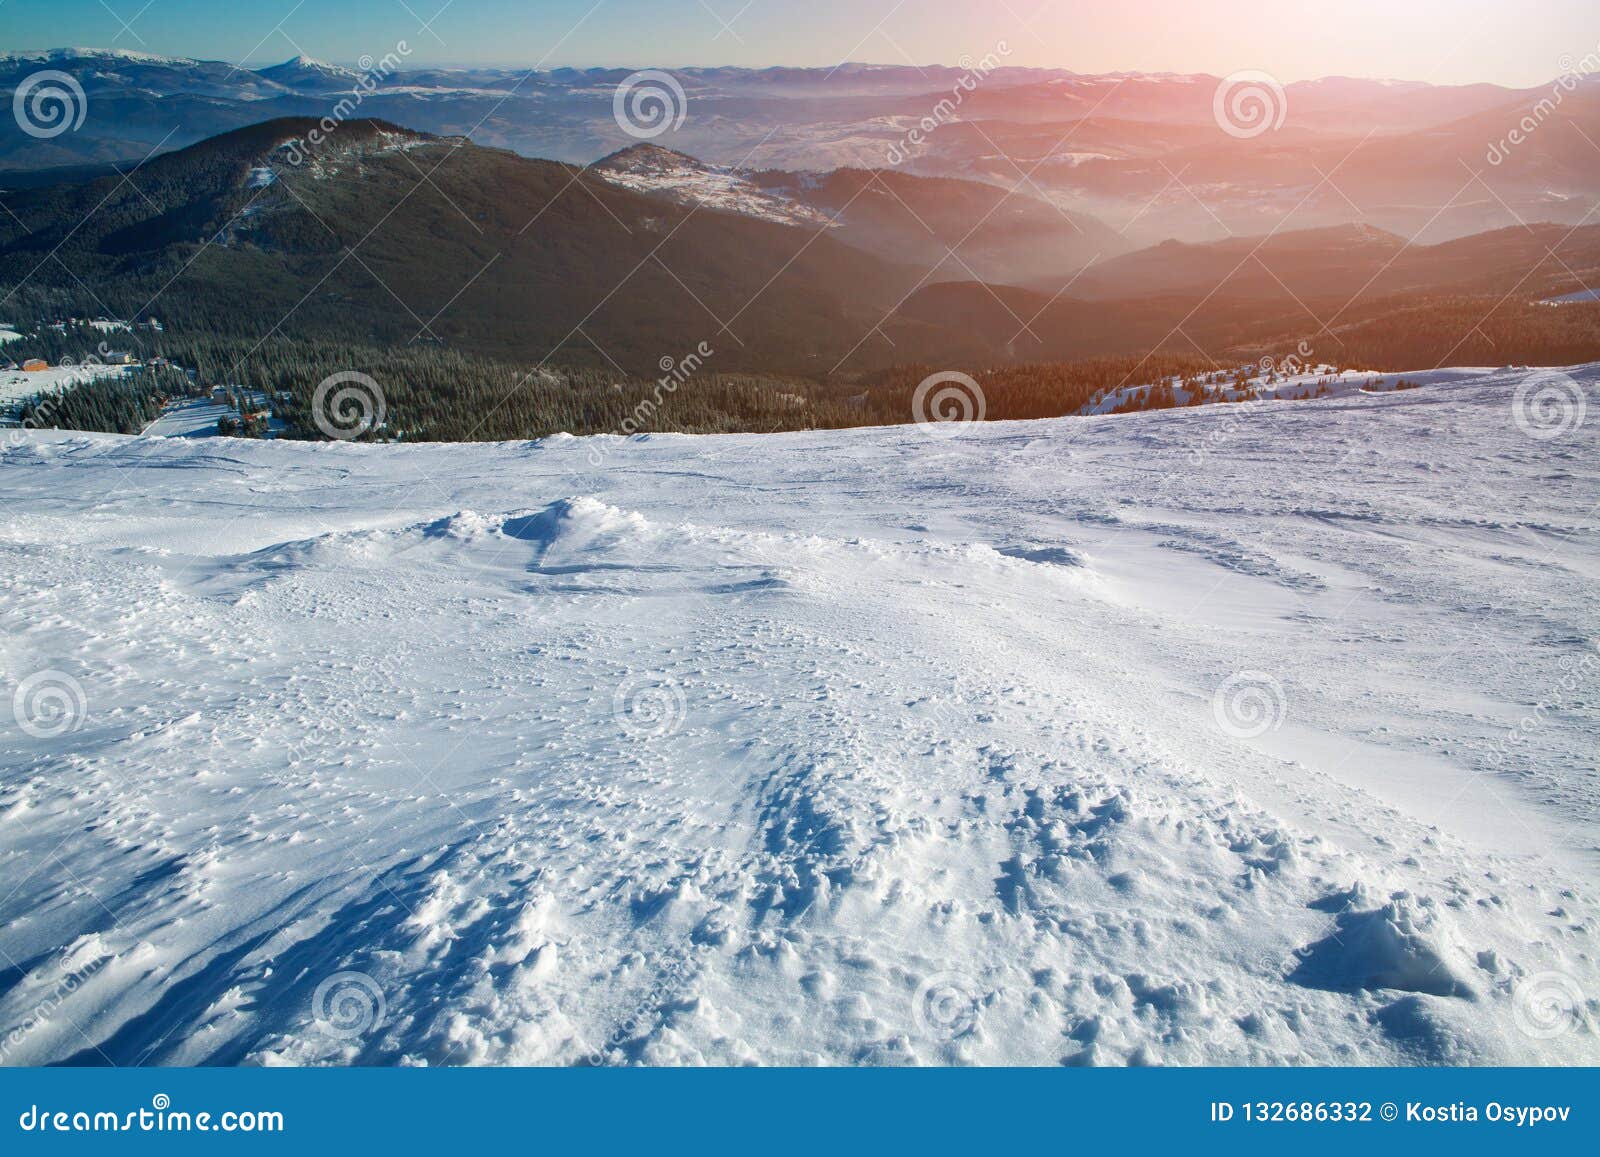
(1078, 365), (1498, 414)
(0, 366), (1596, 1066)
(593, 150), (836, 230)
(138, 397), (240, 438)
(1541, 288), (1600, 305)
(0, 364), (133, 409)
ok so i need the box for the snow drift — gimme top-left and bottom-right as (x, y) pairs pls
(0, 366), (1597, 1065)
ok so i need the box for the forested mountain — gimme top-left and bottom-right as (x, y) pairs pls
(1047, 222), (1600, 301)
(0, 118), (931, 373)
(4, 115), (1599, 392)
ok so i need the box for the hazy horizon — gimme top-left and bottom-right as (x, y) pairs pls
(3, 43), (1589, 90)
(3, 0), (1596, 87)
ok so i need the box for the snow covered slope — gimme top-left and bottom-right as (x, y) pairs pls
(0, 363), (133, 409)
(1079, 365), (1500, 414)
(591, 144), (835, 228)
(1, 366), (1597, 1066)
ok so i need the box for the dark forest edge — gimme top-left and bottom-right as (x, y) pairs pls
(5, 298), (1600, 443)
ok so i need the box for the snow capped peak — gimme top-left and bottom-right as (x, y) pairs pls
(1, 46), (202, 66)
(277, 53), (356, 74)
(1291, 74), (1431, 91)
(254, 54), (363, 83)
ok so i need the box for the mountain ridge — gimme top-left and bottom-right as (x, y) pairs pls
(4, 114), (1598, 375)
(4, 47), (1593, 247)
(0, 116), (932, 372)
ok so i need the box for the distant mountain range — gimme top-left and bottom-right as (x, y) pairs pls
(4, 48), (1599, 247)
(3, 113), (1596, 375)
(591, 143), (1129, 283)
(1039, 222), (1600, 302)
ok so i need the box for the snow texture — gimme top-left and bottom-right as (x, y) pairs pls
(0, 366), (1596, 1066)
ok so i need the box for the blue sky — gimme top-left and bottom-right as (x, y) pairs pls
(2, 0), (1595, 85)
